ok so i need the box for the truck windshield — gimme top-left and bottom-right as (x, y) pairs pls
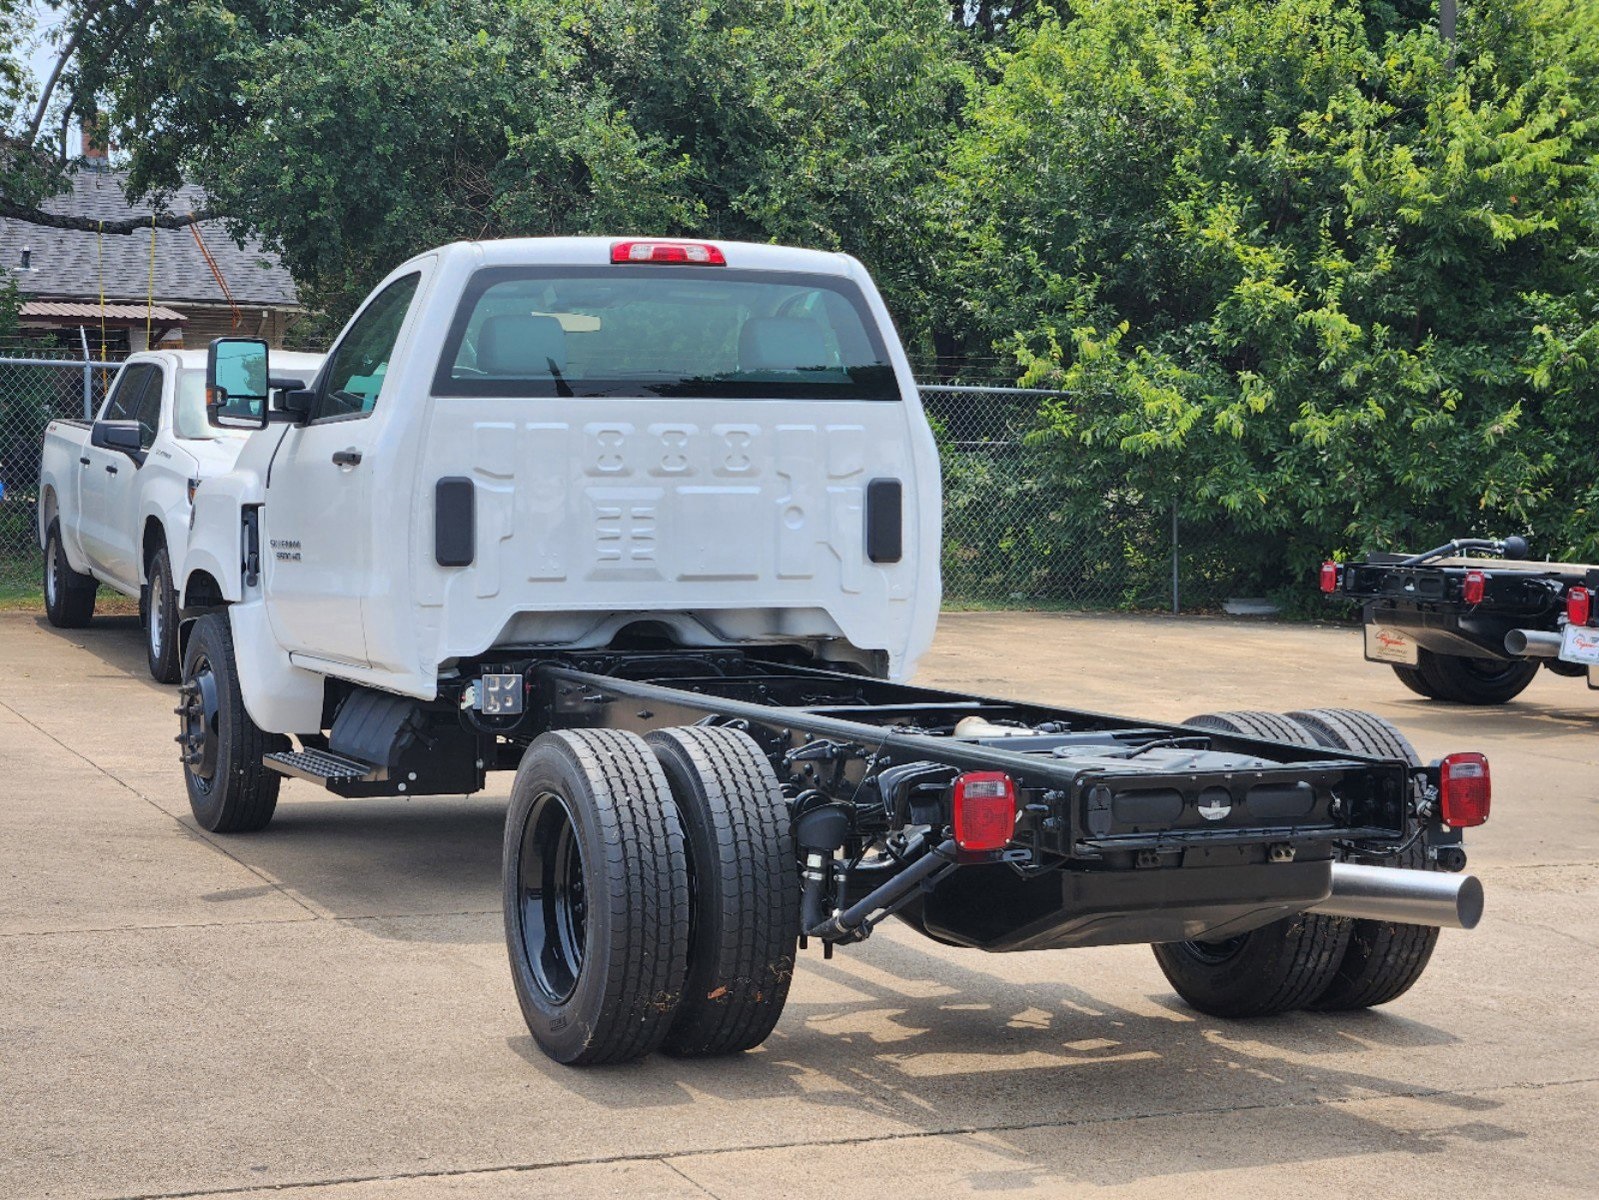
(433, 266), (900, 401)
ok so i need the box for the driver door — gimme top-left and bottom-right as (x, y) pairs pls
(263, 272), (422, 667)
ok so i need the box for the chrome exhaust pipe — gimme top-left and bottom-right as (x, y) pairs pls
(1308, 862), (1483, 930)
(1505, 629), (1561, 658)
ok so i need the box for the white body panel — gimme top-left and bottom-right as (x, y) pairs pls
(185, 238), (941, 733)
(40, 349), (325, 599)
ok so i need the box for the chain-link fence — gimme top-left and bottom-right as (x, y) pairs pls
(0, 357), (1253, 612)
(0, 356), (116, 595)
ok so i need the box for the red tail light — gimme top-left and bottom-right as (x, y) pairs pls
(1568, 586), (1591, 627)
(952, 772), (1017, 853)
(610, 240), (726, 265)
(1462, 570), (1486, 605)
(1319, 561), (1339, 593)
(1439, 752), (1490, 827)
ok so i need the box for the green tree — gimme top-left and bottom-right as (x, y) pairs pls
(951, 0), (1599, 595)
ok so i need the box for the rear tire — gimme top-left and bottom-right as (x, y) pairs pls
(1182, 709), (1319, 746)
(503, 729), (691, 1065)
(144, 545), (181, 683)
(43, 518), (96, 628)
(1155, 709), (1349, 1016)
(1417, 650), (1537, 705)
(179, 612), (287, 832)
(1284, 707), (1440, 1010)
(1391, 660), (1443, 699)
(646, 726), (799, 1057)
(1152, 913), (1351, 1018)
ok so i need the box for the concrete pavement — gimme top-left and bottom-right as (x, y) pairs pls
(1, 610), (1595, 1199)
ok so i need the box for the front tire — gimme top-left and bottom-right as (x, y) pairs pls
(503, 730), (691, 1065)
(179, 612), (286, 832)
(1285, 708), (1441, 1010)
(144, 545), (181, 683)
(646, 726), (799, 1057)
(43, 518), (96, 628)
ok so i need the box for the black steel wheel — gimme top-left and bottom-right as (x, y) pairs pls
(1285, 707), (1441, 1010)
(145, 545), (181, 683)
(178, 612), (286, 833)
(503, 729), (690, 1066)
(43, 518), (95, 629)
(1417, 651), (1538, 705)
(647, 726), (798, 1057)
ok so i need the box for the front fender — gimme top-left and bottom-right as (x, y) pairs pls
(228, 600), (324, 734)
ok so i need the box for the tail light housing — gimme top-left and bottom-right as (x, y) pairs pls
(1439, 752), (1490, 827)
(1568, 586), (1591, 627)
(1462, 570), (1486, 605)
(610, 240), (726, 265)
(1319, 561), (1339, 593)
(952, 772), (1017, 853)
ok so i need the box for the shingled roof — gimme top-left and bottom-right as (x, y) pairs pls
(0, 168), (298, 308)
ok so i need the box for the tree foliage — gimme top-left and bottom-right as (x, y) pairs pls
(952, 0), (1599, 579)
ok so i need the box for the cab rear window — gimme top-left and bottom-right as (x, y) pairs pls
(432, 266), (901, 401)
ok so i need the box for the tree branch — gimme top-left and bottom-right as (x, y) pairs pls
(0, 201), (215, 234)
(25, 3), (103, 147)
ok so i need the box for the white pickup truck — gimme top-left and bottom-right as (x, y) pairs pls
(37, 348), (323, 680)
(175, 237), (1488, 1068)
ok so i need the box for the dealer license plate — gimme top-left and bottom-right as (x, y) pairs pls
(479, 673), (525, 715)
(1559, 624), (1599, 666)
(1364, 625), (1419, 666)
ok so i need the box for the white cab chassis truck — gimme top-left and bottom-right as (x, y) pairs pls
(37, 348), (323, 680)
(177, 238), (1489, 1066)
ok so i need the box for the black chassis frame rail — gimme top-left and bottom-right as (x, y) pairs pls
(1340, 555), (1597, 661)
(476, 652), (1422, 866)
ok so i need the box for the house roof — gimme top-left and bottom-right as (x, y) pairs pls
(22, 301), (188, 323)
(0, 169), (299, 308)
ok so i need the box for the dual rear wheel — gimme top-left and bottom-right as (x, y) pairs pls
(502, 725), (798, 1065)
(1154, 708), (1441, 1018)
(1392, 648), (1538, 705)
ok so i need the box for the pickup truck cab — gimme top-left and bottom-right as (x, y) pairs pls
(175, 239), (1489, 1068)
(38, 348), (324, 680)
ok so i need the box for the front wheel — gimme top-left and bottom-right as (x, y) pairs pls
(179, 612), (286, 832)
(503, 730), (691, 1065)
(145, 545), (181, 683)
(43, 518), (96, 628)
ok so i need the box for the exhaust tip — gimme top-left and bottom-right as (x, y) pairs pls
(1456, 873), (1484, 930)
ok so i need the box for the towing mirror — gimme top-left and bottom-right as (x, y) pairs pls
(207, 337), (271, 430)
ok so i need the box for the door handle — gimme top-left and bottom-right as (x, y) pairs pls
(105, 464), (118, 475)
(332, 449), (363, 468)
(79, 457), (90, 466)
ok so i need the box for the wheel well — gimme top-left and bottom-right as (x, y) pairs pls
(142, 518), (165, 571)
(39, 486), (57, 540)
(182, 570), (225, 616)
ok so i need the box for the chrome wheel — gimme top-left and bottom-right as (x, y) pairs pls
(148, 572), (166, 661)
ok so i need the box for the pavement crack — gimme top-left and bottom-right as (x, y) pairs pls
(0, 696), (321, 920)
(100, 1074), (1599, 1200)
(663, 1159), (725, 1198)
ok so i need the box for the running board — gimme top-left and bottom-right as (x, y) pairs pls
(264, 748), (383, 785)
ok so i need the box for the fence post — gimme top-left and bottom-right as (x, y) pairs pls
(1171, 503), (1180, 615)
(78, 326), (92, 418)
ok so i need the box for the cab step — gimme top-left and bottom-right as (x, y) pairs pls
(264, 748), (382, 785)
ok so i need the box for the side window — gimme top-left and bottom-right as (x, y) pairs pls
(101, 363), (153, 423)
(133, 368), (165, 450)
(315, 273), (421, 421)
